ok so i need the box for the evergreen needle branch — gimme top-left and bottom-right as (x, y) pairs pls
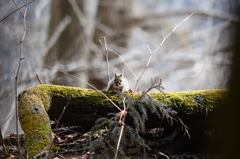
(14, 1), (28, 158)
(89, 12), (193, 159)
(176, 117), (191, 139)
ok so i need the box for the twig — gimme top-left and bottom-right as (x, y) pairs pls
(33, 151), (47, 159)
(145, 77), (165, 94)
(153, 13), (194, 54)
(158, 152), (169, 159)
(43, 65), (122, 112)
(108, 47), (138, 80)
(126, 13), (194, 110)
(103, 37), (110, 82)
(99, 39), (138, 80)
(0, 127), (7, 155)
(47, 96), (72, 158)
(121, 45), (153, 111)
(0, 107), (16, 127)
(176, 117), (191, 139)
(14, 1), (29, 158)
(11, 0), (24, 18)
(112, 13), (193, 159)
(132, 45), (154, 96)
(0, 0), (35, 22)
(55, 96), (71, 134)
(36, 74), (44, 84)
(114, 98), (126, 159)
(51, 126), (81, 132)
(136, 9), (237, 24)
(57, 154), (66, 159)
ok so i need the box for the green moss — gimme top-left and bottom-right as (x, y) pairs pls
(19, 91), (52, 158)
(18, 85), (228, 158)
(18, 84), (124, 157)
(149, 89), (228, 113)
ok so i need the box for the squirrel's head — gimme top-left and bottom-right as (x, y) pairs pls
(114, 73), (123, 86)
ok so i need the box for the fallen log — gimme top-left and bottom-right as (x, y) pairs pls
(18, 84), (228, 158)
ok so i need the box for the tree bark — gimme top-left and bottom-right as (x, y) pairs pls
(44, 0), (89, 87)
(18, 84), (228, 158)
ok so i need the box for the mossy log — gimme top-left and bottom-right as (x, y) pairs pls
(18, 84), (228, 158)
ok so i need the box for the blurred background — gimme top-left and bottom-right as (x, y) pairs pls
(0, 0), (238, 137)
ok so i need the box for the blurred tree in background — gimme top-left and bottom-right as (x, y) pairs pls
(0, 0), (238, 139)
(45, 0), (137, 88)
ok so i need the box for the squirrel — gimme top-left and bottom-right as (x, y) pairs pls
(106, 70), (129, 93)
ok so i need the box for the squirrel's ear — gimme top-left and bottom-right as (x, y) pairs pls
(121, 69), (124, 76)
(114, 68), (117, 76)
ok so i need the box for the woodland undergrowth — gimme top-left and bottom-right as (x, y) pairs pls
(0, 1), (194, 158)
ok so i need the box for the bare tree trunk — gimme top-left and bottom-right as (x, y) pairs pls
(94, 0), (136, 49)
(216, 10), (240, 158)
(44, 0), (89, 87)
(44, 0), (138, 89)
(89, 0), (137, 87)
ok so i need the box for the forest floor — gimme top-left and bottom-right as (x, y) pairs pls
(0, 126), (224, 159)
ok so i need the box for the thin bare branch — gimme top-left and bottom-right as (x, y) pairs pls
(153, 13), (194, 54)
(0, 0), (35, 22)
(0, 107), (15, 128)
(133, 46), (153, 95)
(135, 9), (237, 25)
(103, 37), (110, 82)
(11, 0), (24, 18)
(158, 152), (169, 159)
(33, 151), (48, 159)
(126, 13), (193, 110)
(55, 96), (71, 134)
(36, 74), (44, 84)
(99, 39), (138, 80)
(47, 96), (72, 157)
(43, 65), (122, 112)
(114, 98), (126, 159)
(0, 127), (7, 156)
(14, 1), (29, 158)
